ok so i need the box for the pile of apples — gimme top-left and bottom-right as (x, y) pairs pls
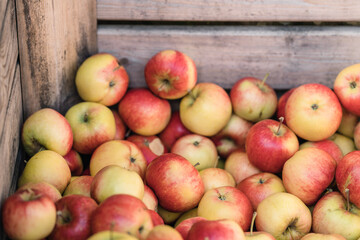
(2, 49), (360, 240)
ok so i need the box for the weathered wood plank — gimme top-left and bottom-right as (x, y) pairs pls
(98, 25), (360, 90)
(97, 0), (360, 22)
(16, 0), (98, 118)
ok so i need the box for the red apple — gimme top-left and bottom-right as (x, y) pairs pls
(145, 224), (183, 240)
(143, 185), (158, 211)
(355, 121), (360, 150)
(244, 212), (276, 240)
(175, 216), (206, 239)
(147, 210), (164, 226)
(87, 231), (138, 240)
(63, 175), (93, 197)
(301, 233), (346, 240)
(111, 109), (127, 140)
(63, 149), (83, 176)
(16, 181), (62, 203)
(299, 139), (343, 165)
(276, 88), (295, 126)
(199, 167), (236, 192)
(145, 49), (197, 100)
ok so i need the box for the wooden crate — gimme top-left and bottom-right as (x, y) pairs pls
(1, 0), (360, 238)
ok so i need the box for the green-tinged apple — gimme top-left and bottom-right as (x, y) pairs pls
(147, 210), (164, 226)
(91, 165), (144, 203)
(333, 63), (360, 116)
(337, 107), (358, 138)
(174, 208), (198, 227)
(49, 195), (98, 240)
(312, 191), (360, 239)
(328, 133), (356, 155)
(144, 49), (197, 100)
(180, 82), (232, 136)
(256, 192), (312, 240)
(276, 88), (295, 126)
(230, 75), (277, 122)
(187, 219), (246, 240)
(299, 139), (343, 164)
(355, 122), (360, 149)
(75, 53), (129, 106)
(197, 186), (253, 231)
(127, 134), (166, 165)
(237, 172), (286, 210)
(224, 150), (261, 185)
(91, 194), (153, 240)
(285, 83), (342, 141)
(65, 102), (116, 154)
(145, 224), (183, 240)
(17, 181), (62, 203)
(63, 149), (83, 176)
(282, 148), (336, 206)
(246, 118), (299, 173)
(145, 153), (205, 212)
(199, 168), (236, 192)
(118, 88), (171, 136)
(245, 212), (276, 240)
(175, 216), (206, 239)
(171, 134), (218, 171)
(336, 150), (360, 208)
(301, 233), (346, 240)
(90, 140), (147, 179)
(63, 175), (93, 197)
(21, 108), (73, 157)
(211, 114), (253, 158)
(157, 205), (182, 225)
(18, 150), (71, 193)
(87, 231), (138, 240)
(143, 185), (158, 211)
(2, 188), (56, 240)
(111, 109), (127, 140)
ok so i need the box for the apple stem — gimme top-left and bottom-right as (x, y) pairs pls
(193, 162), (200, 167)
(259, 73), (269, 89)
(250, 211), (257, 236)
(276, 117), (284, 135)
(345, 188), (350, 211)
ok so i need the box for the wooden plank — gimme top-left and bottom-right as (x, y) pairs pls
(98, 25), (360, 90)
(97, 0), (360, 22)
(16, 0), (98, 118)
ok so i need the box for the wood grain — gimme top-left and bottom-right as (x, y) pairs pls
(16, 0), (98, 118)
(98, 25), (360, 90)
(97, 0), (360, 22)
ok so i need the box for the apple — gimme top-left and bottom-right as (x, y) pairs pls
(90, 140), (147, 179)
(230, 74), (277, 122)
(199, 167), (236, 192)
(91, 194), (153, 240)
(333, 63), (360, 116)
(1, 188), (56, 240)
(75, 53), (129, 106)
(285, 83), (342, 141)
(211, 114), (253, 158)
(118, 88), (171, 136)
(145, 224), (183, 240)
(276, 88), (295, 126)
(244, 212), (276, 240)
(355, 121), (360, 149)
(157, 205), (182, 225)
(187, 219), (246, 240)
(224, 150), (261, 185)
(337, 107), (358, 138)
(145, 153), (205, 212)
(237, 172), (286, 210)
(174, 208), (198, 227)
(87, 231), (138, 240)
(312, 191), (360, 239)
(282, 148), (336, 206)
(21, 108), (73, 157)
(301, 233), (346, 240)
(16, 181), (62, 203)
(299, 139), (343, 164)
(336, 150), (360, 208)
(246, 118), (299, 173)
(180, 82), (232, 136)
(65, 101), (116, 154)
(144, 49), (197, 100)
(256, 192), (312, 240)
(127, 134), (166, 165)
(147, 209), (164, 226)
(111, 109), (127, 140)
(197, 186), (253, 231)
(328, 133), (356, 156)
(175, 216), (206, 239)
(90, 165), (144, 203)
(171, 134), (218, 171)
(143, 185), (158, 211)
(82, 168), (90, 176)
(63, 175), (93, 197)
(18, 150), (71, 193)
(49, 195), (98, 240)
(63, 149), (83, 176)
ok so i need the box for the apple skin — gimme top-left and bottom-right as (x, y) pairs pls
(17, 181), (62, 203)
(187, 219), (246, 240)
(333, 63), (360, 116)
(145, 153), (205, 212)
(1, 188), (57, 240)
(180, 82), (232, 137)
(337, 107), (358, 138)
(355, 121), (360, 150)
(301, 233), (346, 240)
(156, 205), (183, 225)
(197, 186), (253, 231)
(299, 139), (343, 165)
(65, 101), (116, 154)
(328, 133), (356, 156)
(285, 83), (342, 141)
(118, 88), (171, 136)
(91, 194), (154, 240)
(174, 208), (198, 227)
(147, 210), (164, 226)
(145, 49), (197, 100)
(143, 185), (158, 211)
(49, 195), (98, 240)
(282, 148), (337, 206)
(111, 109), (127, 140)
(158, 111), (192, 151)
(336, 150), (360, 208)
(63, 149), (83, 176)
(199, 167), (236, 192)
(75, 53), (129, 106)
(245, 231), (276, 240)
(276, 88), (295, 126)
(171, 134), (218, 171)
(312, 191), (360, 239)
(145, 224), (183, 240)
(175, 216), (207, 239)
(21, 108), (73, 157)
(87, 231), (138, 240)
(63, 175), (93, 197)
(230, 76), (277, 122)
(237, 172), (286, 210)
(256, 192), (312, 240)
(245, 119), (299, 173)
(18, 150), (71, 193)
